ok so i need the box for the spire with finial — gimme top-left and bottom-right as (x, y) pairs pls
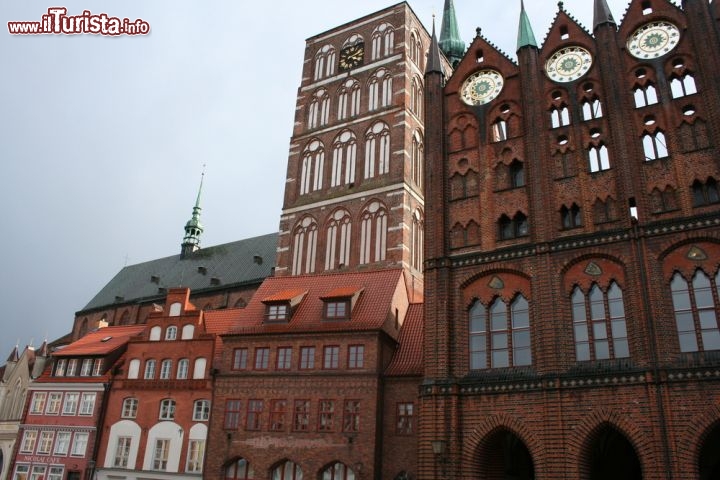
(439, 0), (465, 66)
(517, 0), (538, 51)
(426, 15), (444, 75)
(593, 0), (616, 30)
(6, 342), (19, 363)
(181, 168), (205, 258)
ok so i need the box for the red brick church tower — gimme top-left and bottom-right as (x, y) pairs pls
(273, 3), (436, 300)
(421, 0), (720, 478)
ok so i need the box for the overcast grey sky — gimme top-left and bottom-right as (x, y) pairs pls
(0, 0), (674, 358)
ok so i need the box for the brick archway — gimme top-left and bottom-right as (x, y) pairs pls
(566, 408), (654, 479)
(460, 413), (545, 479)
(676, 404), (720, 477)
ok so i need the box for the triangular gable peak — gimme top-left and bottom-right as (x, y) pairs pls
(143, 288), (206, 341)
(445, 30), (519, 93)
(540, 10), (596, 59)
(617, 0), (687, 41)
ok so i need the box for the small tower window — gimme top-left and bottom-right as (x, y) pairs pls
(634, 84), (658, 108)
(588, 144), (610, 172)
(561, 203), (583, 229)
(491, 119), (508, 142)
(642, 131), (669, 161)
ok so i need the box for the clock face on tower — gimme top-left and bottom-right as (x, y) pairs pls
(339, 44), (364, 71)
(545, 46), (593, 83)
(459, 69), (504, 106)
(627, 21), (680, 59)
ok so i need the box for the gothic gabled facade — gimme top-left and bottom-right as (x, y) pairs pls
(422, 0), (720, 478)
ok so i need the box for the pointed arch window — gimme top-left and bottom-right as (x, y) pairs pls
(364, 122), (391, 178)
(670, 271), (720, 352)
(634, 84), (658, 108)
(308, 89), (330, 129)
(314, 45), (336, 81)
(299, 140), (325, 195)
(325, 209), (352, 270)
(692, 178), (720, 207)
(292, 217), (318, 275)
(651, 186), (678, 213)
(593, 196), (617, 224)
(371, 23), (394, 60)
(550, 105), (570, 128)
(322, 463), (356, 480)
(491, 119), (507, 143)
(331, 130), (357, 187)
(581, 98), (603, 121)
(337, 79), (360, 120)
(642, 130), (669, 160)
(411, 131), (424, 188)
(588, 144), (610, 172)
(560, 203), (583, 229)
(670, 72), (697, 99)
(571, 282), (629, 361)
(469, 295), (532, 369)
(359, 202), (387, 265)
(409, 31), (422, 66)
(226, 458), (254, 480)
(410, 76), (422, 116)
(498, 213), (528, 240)
(509, 159), (525, 188)
(272, 461), (302, 480)
(411, 209), (424, 271)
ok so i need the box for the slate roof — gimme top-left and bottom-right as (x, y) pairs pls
(385, 303), (424, 376)
(222, 269), (406, 336)
(53, 325), (146, 357)
(81, 233), (278, 311)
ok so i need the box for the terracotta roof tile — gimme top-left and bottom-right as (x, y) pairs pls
(320, 286), (363, 299)
(53, 325), (146, 357)
(385, 303), (424, 376)
(261, 289), (307, 303)
(222, 269), (405, 336)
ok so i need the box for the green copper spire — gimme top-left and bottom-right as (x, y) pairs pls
(439, 0), (465, 66)
(517, 0), (538, 50)
(181, 169), (205, 257)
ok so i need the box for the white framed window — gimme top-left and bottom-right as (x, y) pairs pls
(66, 359), (78, 376)
(588, 144), (610, 172)
(144, 359), (156, 379)
(29, 392), (47, 414)
(113, 437), (132, 468)
(122, 397), (139, 418)
(54, 359), (67, 376)
(47, 467), (63, 480)
(80, 359), (93, 376)
(159, 399), (175, 420)
(92, 358), (103, 376)
(127, 358), (140, 379)
(70, 432), (88, 457)
(20, 430), (38, 453)
(79, 392), (96, 415)
(181, 324), (195, 339)
(29, 466), (46, 480)
(46, 392), (62, 414)
(62, 393), (79, 415)
(152, 439), (170, 471)
(53, 432), (71, 456)
(37, 431), (54, 454)
(13, 465), (29, 480)
(186, 439), (205, 473)
(165, 326), (177, 340)
(160, 359), (172, 379)
(642, 131), (669, 160)
(149, 326), (162, 341)
(177, 358), (189, 379)
(193, 399), (210, 421)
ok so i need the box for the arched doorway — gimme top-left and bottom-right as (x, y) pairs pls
(699, 423), (720, 480)
(478, 429), (534, 479)
(584, 425), (641, 480)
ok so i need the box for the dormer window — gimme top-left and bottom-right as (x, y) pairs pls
(261, 289), (307, 323)
(266, 304), (290, 321)
(325, 300), (349, 320)
(321, 287), (364, 321)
